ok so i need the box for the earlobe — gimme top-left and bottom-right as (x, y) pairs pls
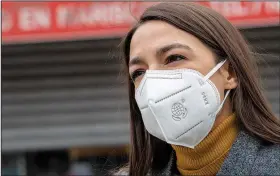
(226, 77), (238, 90)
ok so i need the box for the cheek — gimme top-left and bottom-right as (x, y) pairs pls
(133, 76), (144, 89)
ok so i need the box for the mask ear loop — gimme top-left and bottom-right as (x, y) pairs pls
(202, 59), (230, 115)
(203, 59), (227, 81)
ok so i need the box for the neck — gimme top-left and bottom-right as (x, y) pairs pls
(213, 98), (233, 129)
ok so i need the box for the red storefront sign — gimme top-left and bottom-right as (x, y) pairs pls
(2, 2), (279, 44)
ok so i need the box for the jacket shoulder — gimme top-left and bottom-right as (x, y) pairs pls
(217, 130), (280, 176)
(250, 143), (280, 175)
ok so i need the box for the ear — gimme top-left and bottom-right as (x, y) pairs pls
(220, 61), (238, 90)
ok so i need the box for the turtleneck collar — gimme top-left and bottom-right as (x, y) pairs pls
(171, 113), (239, 176)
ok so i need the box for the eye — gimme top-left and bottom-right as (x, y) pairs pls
(165, 54), (186, 64)
(130, 69), (146, 81)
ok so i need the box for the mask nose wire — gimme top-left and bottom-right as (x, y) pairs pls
(203, 59), (227, 81)
(134, 64), (167, 91)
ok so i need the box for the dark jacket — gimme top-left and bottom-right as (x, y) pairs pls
(115, 130), (280, 176)
(150, 130), (280, 176)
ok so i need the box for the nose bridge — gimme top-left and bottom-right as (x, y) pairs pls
(148, 63), (167, 70)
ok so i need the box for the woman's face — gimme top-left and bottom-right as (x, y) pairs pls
(129, 21), (238, 127)
(129, 20), (228, 100)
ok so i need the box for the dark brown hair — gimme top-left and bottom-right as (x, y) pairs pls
(119, 2), (280, 176)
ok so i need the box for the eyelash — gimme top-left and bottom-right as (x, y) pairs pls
(130, 54), (186, 81)
(165, 54), (186, 64)
(131, 69), (145, 81)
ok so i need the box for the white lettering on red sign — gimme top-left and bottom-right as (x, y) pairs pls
(18, 6), (51, 31)
(2, 10), (13, 32)
(209, 2), (279, 18)
(56, 3), (134, 28)
(265, 2), (280, 14)
(2, 2), (279, 43)
(210, 2), (250, 17)
(250, 2), (262, 16)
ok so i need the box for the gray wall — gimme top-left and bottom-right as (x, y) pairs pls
(2, 26), (280, 152)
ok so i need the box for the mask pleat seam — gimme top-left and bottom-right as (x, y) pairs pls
(155, 85), (192, 104)
(175, 120), (203, 139)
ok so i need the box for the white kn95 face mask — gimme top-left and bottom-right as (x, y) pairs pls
(135, 60), (230, 148)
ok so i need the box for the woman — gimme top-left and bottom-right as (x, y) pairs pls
(117, 2), (280, 176)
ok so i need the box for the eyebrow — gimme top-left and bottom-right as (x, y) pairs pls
(129, 57), (144, 67)
(129, 43), (192, 67)
(156, 43), (192, 57)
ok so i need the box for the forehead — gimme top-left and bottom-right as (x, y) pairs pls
(129, 20), (202, 58)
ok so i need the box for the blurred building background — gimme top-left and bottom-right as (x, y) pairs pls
(1, 2), (279, 176)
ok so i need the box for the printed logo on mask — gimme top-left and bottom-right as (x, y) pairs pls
(171, 101), (187, 121)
